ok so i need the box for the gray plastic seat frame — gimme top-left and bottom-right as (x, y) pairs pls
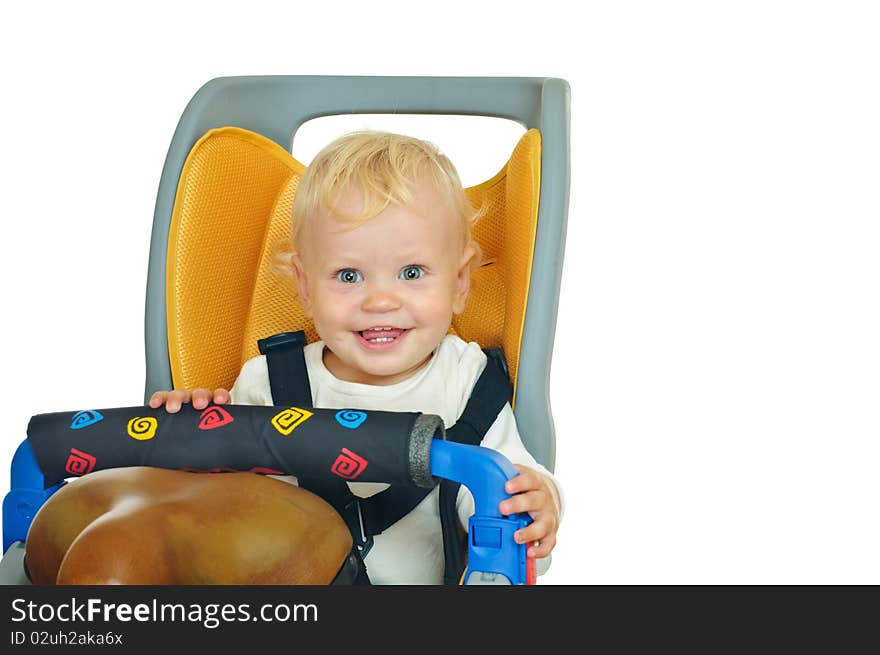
(144, 76), (570, 471)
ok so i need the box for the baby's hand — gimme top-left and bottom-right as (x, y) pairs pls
(148, 388), (231, 413)
(498, 465), (561, 559)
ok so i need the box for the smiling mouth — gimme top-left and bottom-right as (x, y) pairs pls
(356, 326), (410, 347)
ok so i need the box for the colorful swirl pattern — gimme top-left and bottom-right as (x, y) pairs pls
(330, 447), (368, 480)
(126, 416), (158, 441)
(64, 448), (96, 476)
(69, 410), (104, 430)
(335, 410), (367, 430)
(197, 406), (235, 430)
(270, 407), (313, 436)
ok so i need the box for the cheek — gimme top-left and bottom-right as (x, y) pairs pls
(311, 287), (361, 324)
(410, 288), (455, 323)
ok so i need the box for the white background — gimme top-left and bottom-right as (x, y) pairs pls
(1, 1), (878, 585)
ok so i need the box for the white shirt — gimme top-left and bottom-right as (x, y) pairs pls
(230, 334), (561, 585)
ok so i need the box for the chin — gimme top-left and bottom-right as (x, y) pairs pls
(359, 360), (413, 379)
(358, 354), (427, 379)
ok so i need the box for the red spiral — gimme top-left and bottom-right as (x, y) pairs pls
(65, 448), (96, 476)
(198, 406), (235, 430)
(330, 448), (368, 480)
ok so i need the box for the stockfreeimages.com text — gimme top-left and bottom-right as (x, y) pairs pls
(11, 597), (317, 629)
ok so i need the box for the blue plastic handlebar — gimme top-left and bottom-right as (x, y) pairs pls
(430, 440), (532, 585)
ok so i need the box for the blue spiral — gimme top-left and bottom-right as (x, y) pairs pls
(335, 410), (367, 429)
(70, 410), (104, 430)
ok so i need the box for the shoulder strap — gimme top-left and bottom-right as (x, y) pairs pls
(257, 331), (312, 408)
(446, 347), (513, 446)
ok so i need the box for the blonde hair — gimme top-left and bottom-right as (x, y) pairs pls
(290, 131), (483, 264)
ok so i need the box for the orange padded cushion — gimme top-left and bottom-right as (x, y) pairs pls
(167, 128), (305, 390)
(455, 129), (541, 396)
(167, 127), (541, 400)
(240, 172), (319, 367)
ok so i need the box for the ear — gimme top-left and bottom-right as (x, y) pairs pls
(452, 243), (476, 315)
(291, 254), (313, 318)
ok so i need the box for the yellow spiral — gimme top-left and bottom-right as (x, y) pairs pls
(270, 407), (313, 436)
(127, 416), (158, 441)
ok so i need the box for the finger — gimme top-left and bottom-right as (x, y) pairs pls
(214, 388), (231, 404)
(148, 391), (168, 409)
(499, 489), (548, 516)
(191, 388), (212, 409)
(166, 389), (192, 413)
(504, 469), (542, 495)
(527, 534), (556, 559)
(514, 516), (555, 548)
(514, 515), (548, 543)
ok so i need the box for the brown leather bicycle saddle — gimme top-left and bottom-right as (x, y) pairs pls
(24, 467), (352, 585)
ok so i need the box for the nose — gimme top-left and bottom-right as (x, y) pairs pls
(361, 283), (402, 313)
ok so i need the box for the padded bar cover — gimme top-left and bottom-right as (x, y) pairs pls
(26, 405), (442, 490)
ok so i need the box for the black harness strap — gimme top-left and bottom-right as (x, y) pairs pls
(260, 331), (511, 585)
(445, 348), (512, 445)
(257, 332), (312, 407)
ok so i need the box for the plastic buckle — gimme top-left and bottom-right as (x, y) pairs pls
(257, 330), (307, 355)
(342, 499), (374, 557)
(330, 549), (364, 585)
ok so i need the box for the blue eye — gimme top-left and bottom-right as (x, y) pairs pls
(400, 265), (424, 281)
(336, 269), (363, 284)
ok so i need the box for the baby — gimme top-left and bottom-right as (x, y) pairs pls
(150, 131), (562, 584)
